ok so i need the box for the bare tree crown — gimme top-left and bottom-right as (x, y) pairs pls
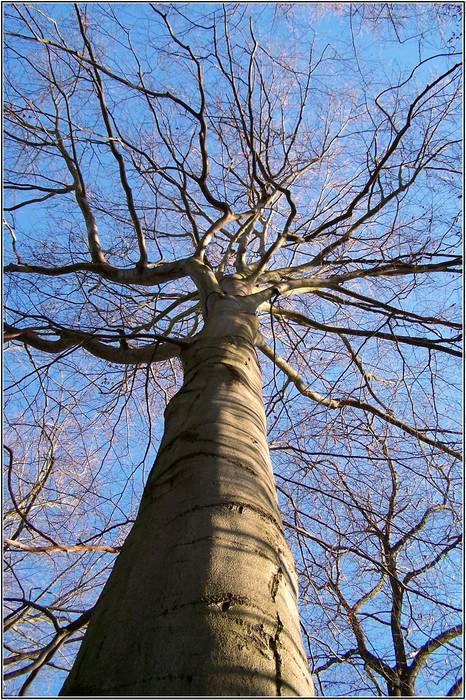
(4, 3), (462, 696)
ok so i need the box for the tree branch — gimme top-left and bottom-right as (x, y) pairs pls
(4, 323), (182, 363)
(256, 335), (461, 459)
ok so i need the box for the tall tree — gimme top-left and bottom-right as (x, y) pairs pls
(4, 3), (462, 696)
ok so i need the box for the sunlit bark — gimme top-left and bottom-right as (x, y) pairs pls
(60, 292), (313, 696)
(3, 4), (461, 696)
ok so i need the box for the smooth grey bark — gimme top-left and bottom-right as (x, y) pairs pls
(60, 290), (314, 696)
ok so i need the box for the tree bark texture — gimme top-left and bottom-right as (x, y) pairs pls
(60, 299), (314, 696)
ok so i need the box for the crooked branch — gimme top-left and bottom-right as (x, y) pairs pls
(256, 335), (461, 460)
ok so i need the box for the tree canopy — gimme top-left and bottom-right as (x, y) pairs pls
(3, 3), (462, 696)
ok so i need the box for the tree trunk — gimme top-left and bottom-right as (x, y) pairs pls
(387, 679), (415, 696)
(60, 300), (314, 696)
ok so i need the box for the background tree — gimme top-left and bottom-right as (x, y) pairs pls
(3, 3), (462, 696)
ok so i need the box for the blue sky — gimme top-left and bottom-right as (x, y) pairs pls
(3, 3), (462, 696)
